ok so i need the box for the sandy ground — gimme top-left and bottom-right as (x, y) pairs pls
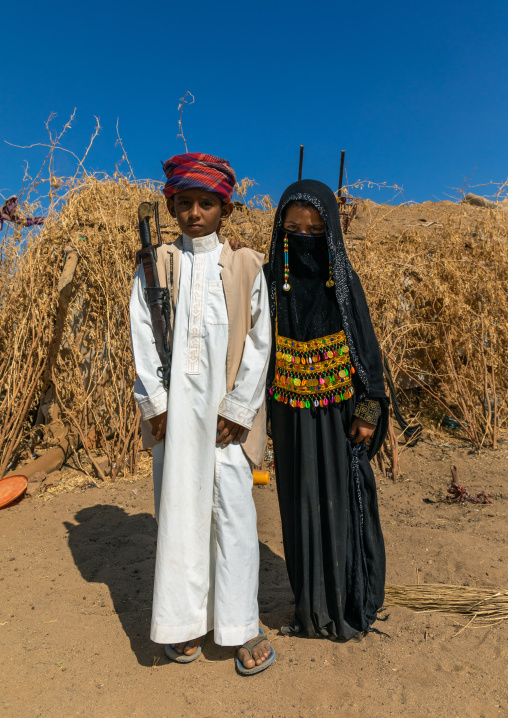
(1, 436), (507, 718)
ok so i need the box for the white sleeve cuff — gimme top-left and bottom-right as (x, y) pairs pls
(135, 387), (168, 421)
(218, 396), (257, 430)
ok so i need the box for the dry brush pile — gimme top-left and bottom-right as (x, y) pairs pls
(0, 176), (274, 479)
(349, 201), (508, 449)
(1, 177), (507, 480)
(0, 177), (163, 478)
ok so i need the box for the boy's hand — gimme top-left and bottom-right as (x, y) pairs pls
(229, 240), (246, 250)
(350, 416), (376, 445)
(149, 412), (167, 442)
(216, 416), (245, 447)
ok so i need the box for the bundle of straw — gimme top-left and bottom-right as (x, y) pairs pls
(385, 584), (508, 626)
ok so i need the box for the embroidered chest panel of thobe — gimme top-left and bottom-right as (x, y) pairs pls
(183, 233), (225, 375)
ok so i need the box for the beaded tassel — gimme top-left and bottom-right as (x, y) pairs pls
(283, 233), (291, 291)
(325, 251), (335, 288)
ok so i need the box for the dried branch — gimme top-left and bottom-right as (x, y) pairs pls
(176, 91), (195, 153)
(114, 118), (135, 178)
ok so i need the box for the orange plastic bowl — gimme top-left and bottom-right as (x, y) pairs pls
(0, 475), (28, 509)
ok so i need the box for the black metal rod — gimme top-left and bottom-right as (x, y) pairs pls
(298, 145), (304, 180)
(338, 149), (346, 197)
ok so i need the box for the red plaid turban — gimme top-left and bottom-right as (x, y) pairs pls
(162, 152), (236, 203)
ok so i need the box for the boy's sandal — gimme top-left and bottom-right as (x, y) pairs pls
(165, 638), (205, 664)
(235, 629), (275, 676)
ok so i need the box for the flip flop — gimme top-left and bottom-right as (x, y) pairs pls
(164, 638), (205, 664)
(235, 629), (275, 676)
(280, 619), (304, 636)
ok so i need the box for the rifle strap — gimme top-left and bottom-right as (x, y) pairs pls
(141, 252), (159, 289)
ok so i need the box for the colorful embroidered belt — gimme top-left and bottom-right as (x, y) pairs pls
(269, 330), (355, 409)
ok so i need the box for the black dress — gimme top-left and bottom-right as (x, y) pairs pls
(265, 180), (388, 639)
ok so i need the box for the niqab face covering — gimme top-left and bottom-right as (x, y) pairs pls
(279, 229), (333, 291)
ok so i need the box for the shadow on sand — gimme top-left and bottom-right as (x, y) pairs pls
(65, 504), (292, 666)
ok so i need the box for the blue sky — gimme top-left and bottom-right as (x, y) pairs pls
(1, 0), (507, 206)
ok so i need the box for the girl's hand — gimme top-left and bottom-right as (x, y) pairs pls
(216, 416), (245, 447)
(350, 416), (376, 445)
(229, 240), (246, 250)
(149, 411), (167, 442)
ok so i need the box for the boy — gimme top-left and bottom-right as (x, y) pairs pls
(130, 153), (274, 675)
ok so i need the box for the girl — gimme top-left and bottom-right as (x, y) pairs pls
(265, 179), (388, 642)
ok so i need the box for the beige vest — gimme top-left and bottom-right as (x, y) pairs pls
(155, 237), (267, 467)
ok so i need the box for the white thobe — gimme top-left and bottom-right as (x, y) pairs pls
(130, 232), (270, 646)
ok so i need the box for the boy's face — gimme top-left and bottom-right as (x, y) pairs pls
(167, 189), (233, 238)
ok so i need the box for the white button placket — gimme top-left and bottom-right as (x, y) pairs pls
(186, 252), (205, 375)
